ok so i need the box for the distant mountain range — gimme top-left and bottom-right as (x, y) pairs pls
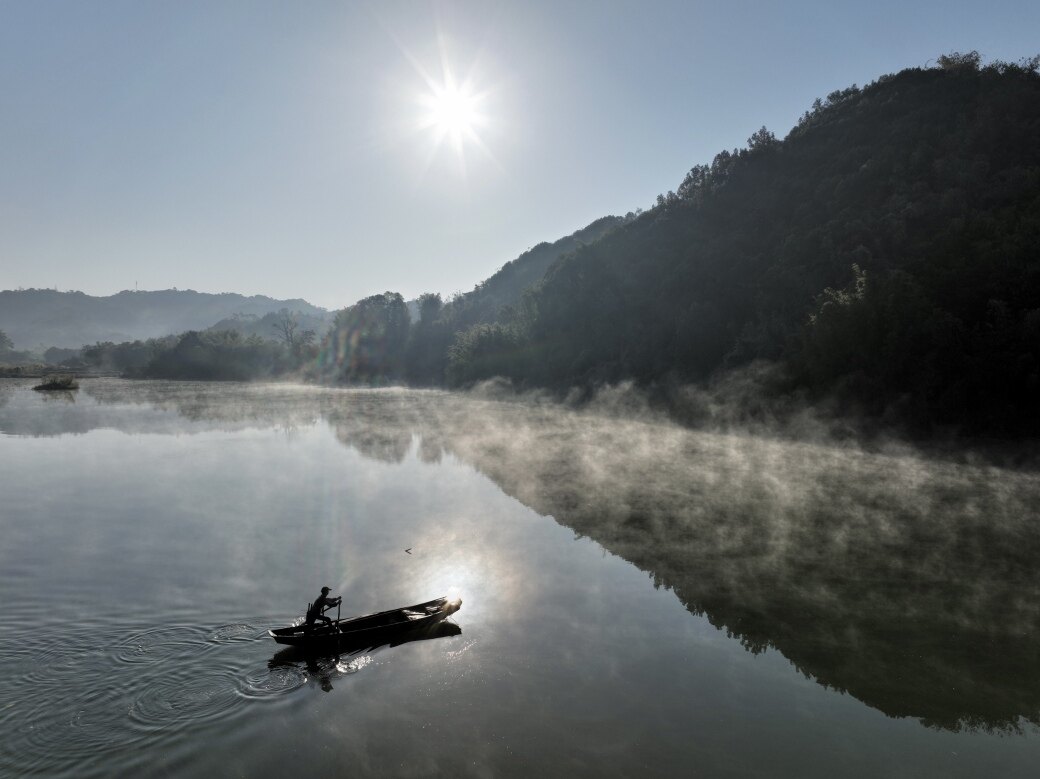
(0, 289), (330, 349)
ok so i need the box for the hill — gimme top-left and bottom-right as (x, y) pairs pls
(447, 54), (1040, 436)
(319, 216), (631, 386)
(441, 214), (632, 329)
(0, 289), (329, 350)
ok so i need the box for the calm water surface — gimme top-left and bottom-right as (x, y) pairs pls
(1, 379), (1039, 777)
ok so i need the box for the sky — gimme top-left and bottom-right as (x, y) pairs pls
(1, 0), (1038, 311)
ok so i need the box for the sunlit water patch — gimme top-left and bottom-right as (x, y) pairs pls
(338, 654), (374, 674)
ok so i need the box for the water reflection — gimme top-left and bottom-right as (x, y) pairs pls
(37, 388), (77, 404)
(269, 622), (463, 692)
(3, 378), (1040, 734)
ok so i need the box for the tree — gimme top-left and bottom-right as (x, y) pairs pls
(418, 292), (443, 324)
(272, 308), (300, 348)
(936, 50), (981, 71)
(746, 126), (778, 152)
(446, 322), (528, 385)
(0, 330), (12, 352)
(321, 292), (411, 383)
(404, 293), (452, 385)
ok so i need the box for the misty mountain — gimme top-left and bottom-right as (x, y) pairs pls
(447, 55), (1040, 435)
(0, 289), (329, 350)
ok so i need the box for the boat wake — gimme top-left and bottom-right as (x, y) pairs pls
(338, 655), (373, 674)
(0, 614), (459, 778)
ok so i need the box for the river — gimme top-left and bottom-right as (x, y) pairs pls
(1, 378), (1038, 777)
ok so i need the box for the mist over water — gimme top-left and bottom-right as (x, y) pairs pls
(327, 377), (1040, 731)
(1, 378), (1039, 776)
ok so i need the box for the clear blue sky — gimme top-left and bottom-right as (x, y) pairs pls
(1, 0), (1037, 310)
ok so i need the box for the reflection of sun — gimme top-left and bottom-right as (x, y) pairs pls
(416, 554), (502, 622)
(427, 560), (478, 605)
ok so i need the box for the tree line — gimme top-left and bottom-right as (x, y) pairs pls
(73, 309), (318, 380)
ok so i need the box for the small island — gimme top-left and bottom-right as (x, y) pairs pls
(32, 374), (79, 391)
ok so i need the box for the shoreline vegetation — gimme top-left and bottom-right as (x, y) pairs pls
(3, 54), (1039, 439)
(1, 365), (117, 379)
(31, 374), (79, 391)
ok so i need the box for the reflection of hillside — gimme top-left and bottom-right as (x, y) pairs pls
(37, 389), (76, 404)
(19, 381), (1040, 730)
(0, 380), (330, 437)
(0, 381), (14, 409)
(83, 381), (327, 430)
(326, 394), (420, 464)
(280, 388), (1040, 731)
(417, 404), (1040, 733)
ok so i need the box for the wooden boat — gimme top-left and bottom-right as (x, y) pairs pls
(268, 596), (462, 649)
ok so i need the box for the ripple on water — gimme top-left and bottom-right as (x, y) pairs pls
(112, 624), (213, 666)
(16, 684), (143, 765)
(210, 622), (268, 642)
(18, 642), (110, 690)
(0, 617), (341, 776)
(240, 665), (308, 699)
(127, 662), (246, 733)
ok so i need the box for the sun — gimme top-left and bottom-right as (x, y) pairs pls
(400, 46), (501, 180)
(419, 77), (486, 152)
(426, 83), (478, 136)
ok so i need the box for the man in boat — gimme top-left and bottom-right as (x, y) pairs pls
(305, 586), (341, 631)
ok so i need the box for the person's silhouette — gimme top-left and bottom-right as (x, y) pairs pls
(305, 586), (341, 631)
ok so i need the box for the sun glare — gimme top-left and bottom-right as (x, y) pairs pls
(419, 78), (486, 153)
(427, 84), (478, 135)
(398, 43), (501, 180)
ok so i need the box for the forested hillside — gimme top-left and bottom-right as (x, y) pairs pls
(314, 216), (630, 385)
(447, 54), (1040, 435)
(438, 214), (630, 330)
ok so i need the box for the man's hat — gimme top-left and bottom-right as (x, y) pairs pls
(321, 586), (330, 593)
